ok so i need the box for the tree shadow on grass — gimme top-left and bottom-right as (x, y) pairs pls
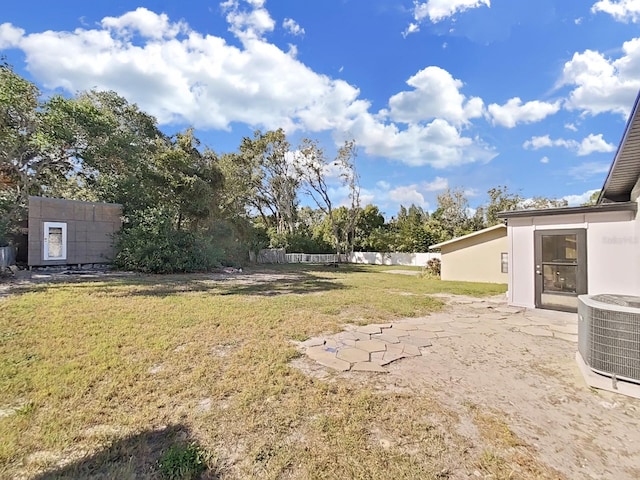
(33, 424), (218, 480)
(2, 263), (377, 299)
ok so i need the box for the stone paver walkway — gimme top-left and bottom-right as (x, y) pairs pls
(297, 295), (578, 373)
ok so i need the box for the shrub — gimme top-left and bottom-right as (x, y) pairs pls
(114, 207), (225, 273)
(157, 442), (209, 480)
(424, 258), (441, 278)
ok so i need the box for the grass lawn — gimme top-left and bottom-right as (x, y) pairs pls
(0, 265), (516, 479)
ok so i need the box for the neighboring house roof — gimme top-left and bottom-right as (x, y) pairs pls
(428, 224), (506, 250)
(598, 90), (640, 203)
(498, 201), (638, 219)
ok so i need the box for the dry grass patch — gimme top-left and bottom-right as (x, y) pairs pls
(2, 265), (513, 478)
(464, 402), (565, 480)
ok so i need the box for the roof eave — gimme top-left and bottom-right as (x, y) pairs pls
(498, 201), (637, 219)
(428, 224), (506, 250)
(597, 90), (640, 204)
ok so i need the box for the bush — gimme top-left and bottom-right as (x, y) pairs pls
(423, 258), (441, 278)
(157, 443), (209, 480)
(114, 207), (225, 273)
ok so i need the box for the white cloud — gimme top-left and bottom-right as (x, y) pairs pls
(101, 7), (187, 39)
(0, 2), (497, 169)
(388, 185), (428, 208)
(523, 133), (615, 156)
(561, 38), (640, 116)
(412, 0), (491, 24)
(577, 133), (617, 155)
(283, 18), (304, 36)
(0, 23), (24, 48)
(388, 66), (484, 125)
(523, 135), (557, 149)
(564, 122), (578, 131)
(591, 0), (640, 22)
(540, 156), (550, 164)
(562, 189), (599, 206)
(424, 176), (449, 191)
(362, 177), (449, 212)
(402, 22), (420, 38)
(487, 97), (561, 128)
(348, 115), (497, 167)
(223, 0), (275, 41)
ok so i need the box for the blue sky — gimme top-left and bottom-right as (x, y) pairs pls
(2, 0), (640, 216)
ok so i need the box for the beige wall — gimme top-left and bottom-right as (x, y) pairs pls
(440, 228), (508, 284)
(28, 196), (122, 266)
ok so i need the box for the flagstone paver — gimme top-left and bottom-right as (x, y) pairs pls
(356, 339), (388, 353)
(336, 347), (370, 363)
(402, 344), (422, 357)
(372, 333), (401, 343)
(357, 325), (383, 335)
(296, 295), (578, 372)
(390, 323), (419, 331)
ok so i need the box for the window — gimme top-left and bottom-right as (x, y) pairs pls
(43, 222), (67, 260)
(501, 252), (508, 273)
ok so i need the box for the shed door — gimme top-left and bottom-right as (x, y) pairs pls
(534, 229), (587, 312)
(43, 222), (67, 261)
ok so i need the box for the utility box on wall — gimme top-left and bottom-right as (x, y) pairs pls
(28, 196), (122, 267)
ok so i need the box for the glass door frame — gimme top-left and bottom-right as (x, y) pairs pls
(534, 228), (587, 312)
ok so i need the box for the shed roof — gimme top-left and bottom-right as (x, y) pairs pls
(428, 224), (506, 250)
(598, 90), (640, 203)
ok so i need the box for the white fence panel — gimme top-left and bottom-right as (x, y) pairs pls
(257, 249), (440, 266)
(348, 251), (440, 266)
(286, 253), (346, 263)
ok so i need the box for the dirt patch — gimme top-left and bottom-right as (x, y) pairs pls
(294, 295), (640, 480)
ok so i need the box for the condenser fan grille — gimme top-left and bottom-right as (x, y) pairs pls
(579, 295), (640, 384)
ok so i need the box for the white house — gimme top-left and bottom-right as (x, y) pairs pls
(499, 93), (640, 312)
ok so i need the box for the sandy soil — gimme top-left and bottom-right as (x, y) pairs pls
(295, 294), (640, 480)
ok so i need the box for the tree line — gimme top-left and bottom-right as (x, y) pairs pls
(0, 62), (576, 272)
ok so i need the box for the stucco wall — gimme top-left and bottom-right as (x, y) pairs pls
(440, 228), (508, 283)
(28, 196), (122, 266)
(507, 210), (639, 309)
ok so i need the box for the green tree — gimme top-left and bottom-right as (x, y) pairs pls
(582, 190), (600, 206)
(431, 188), (471, 240)
(0, 64), (80, 232)
(522, 196), (568, 209)
(295, 138), (358, 256)
(222, 129), (299, 234)
(485, 185), (522, 226)
(353, 204), (385, 251)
